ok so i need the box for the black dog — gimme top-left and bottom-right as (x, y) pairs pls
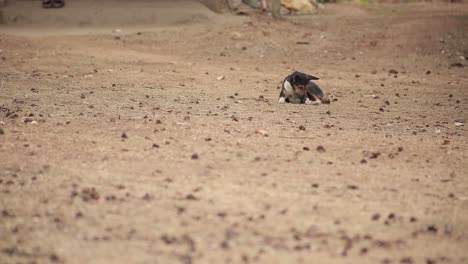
(278, 71), (330, 104)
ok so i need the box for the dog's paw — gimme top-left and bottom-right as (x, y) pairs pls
(305, 98), (320, 105)
(321, 94), (331, 104)
(278, 97), (286, 104)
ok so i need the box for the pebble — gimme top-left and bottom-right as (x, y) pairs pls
(255, 129), (269, 137)
(316, 145), (326, 153)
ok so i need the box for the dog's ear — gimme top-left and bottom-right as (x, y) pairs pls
(292, 71), (320, 82)
(306, 74), (320, 81)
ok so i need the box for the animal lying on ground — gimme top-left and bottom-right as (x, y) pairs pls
(278, 71), (330, 104)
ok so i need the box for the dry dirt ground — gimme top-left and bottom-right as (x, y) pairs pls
(1, 1), (468, 264)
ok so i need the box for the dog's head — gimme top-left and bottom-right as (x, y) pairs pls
(290, 71), (319, 96)
(290, 71), (319, 86)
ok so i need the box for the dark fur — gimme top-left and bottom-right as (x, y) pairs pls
(278, 71), (330, 104)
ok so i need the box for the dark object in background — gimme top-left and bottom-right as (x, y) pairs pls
(0, 0), (5, 24)
(42, 0), (65, 8)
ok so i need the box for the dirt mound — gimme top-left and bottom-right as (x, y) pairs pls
(1, 0), (219, 27)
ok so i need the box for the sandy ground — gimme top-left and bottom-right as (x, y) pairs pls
(0, 1), (468, 263)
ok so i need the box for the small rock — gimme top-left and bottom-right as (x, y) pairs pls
(0, 128), (4, 135)
(299, 125), (306, 131)
(191, 153), (199, 160)
(372, 213), (380, 221)
(255, 129), (269, 137)
(400, 257), (413, 264)
(50, 254), (60, 262)
(217, 76), (225, 81)
(231, 32), (242, 40)
(388, 69), (398, 74)
(363, 151), (381, 159)
(382, 259), (391, 264)
(121, 132), (128, 139)
(454, 121), (464, 126)
(427, 225), (438, 233)
(316, 145), (326, 153)
(450, 62), (464, 68)
(185, 194), (198, 200)
(81, 187), (100, 202)
(142, 193), (154, 201)
(303, 146), (310, 151)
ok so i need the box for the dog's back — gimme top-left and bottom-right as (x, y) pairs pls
(307, 81), (330, 104)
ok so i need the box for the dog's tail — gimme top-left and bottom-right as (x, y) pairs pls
(307, 81), (330, 104)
